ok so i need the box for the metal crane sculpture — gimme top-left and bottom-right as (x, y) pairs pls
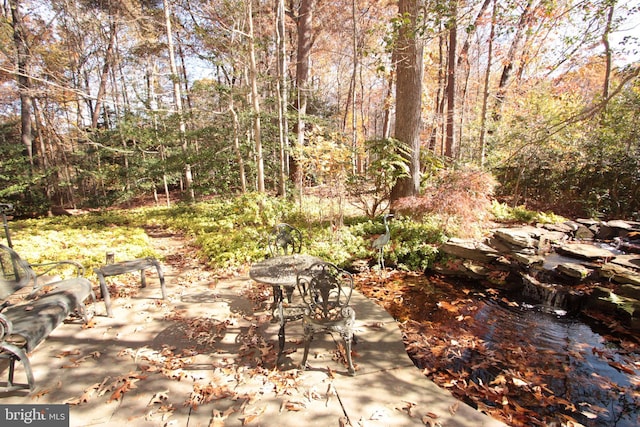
(372, 213), (393, 270)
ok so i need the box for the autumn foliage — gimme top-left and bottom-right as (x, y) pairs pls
(392, 166), (497, 237)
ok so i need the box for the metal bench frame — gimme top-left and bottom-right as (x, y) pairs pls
(94, 257), (165, 317)
(0, 244), (95, 391)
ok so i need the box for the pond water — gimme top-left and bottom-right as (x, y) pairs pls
(359, 271), (639, 425)
(470, 298), (637, 426)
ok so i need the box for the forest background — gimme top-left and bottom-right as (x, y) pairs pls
(1, 0), (639, 221)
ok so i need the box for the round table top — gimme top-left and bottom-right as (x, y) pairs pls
(249, 254), (323, 287)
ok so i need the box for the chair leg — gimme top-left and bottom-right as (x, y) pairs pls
(271, 285), (283, 308)
(277, 322), (286, 365)
(300, 327), (312, 371)
(343, 334), (356, 376)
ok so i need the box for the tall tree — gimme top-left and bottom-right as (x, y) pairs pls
(163, 0), (194, 201)
(162, 0), (195, 201)
(479, 0), (497, 166)
(492, 0), (533, 120)
(292, 0), (314, 188)
(91, 20), (117, 129)
(8, 0), (34, 168)
(248, 0), (264, 192)
(601, 0), (616, 101)
(276, 0), (288, 196)
(390, 0), (423, 202)
(444, 0), (457, 159)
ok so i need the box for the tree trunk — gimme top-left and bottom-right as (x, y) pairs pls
(602, 1), (615, 101)
(478, 0), (497, 167)
(163, 0), (194, 201)
(382, 66), (394, 140)
(276, 0), (288, 196)
(444, 1), (457, 159)
(351, 0), (358, 174)
(292, 0), (314, 188)
(457, 0), (491, 69)
(229, 97), (246, 193)
(493, 0), (532, 120)
(390, 0), (423, 202)
(91, 20), (116, 129)
(248, 0), (265, 192)
(9, 0), (34, 169)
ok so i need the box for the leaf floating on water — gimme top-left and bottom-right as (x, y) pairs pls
(580, 410), (598, 419)
(512, 377), (528, 387)
(607, 361), (636, 375)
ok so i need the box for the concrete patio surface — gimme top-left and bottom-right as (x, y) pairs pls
(1, 251), (506, 427)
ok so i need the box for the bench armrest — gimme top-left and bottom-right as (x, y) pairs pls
(0, 313), (13, 341)
(30, 260), (85, 278)
(29, 260), (86, 295)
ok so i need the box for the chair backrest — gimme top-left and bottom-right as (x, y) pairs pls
(0, 244), (35, 300)
(268, 223), (302, 256)
(297, 262), (353, 321)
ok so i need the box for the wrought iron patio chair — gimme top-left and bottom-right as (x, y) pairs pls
(296, 261), (356, 375)
(268, 223), (303, 256)
(266, 223), (303, 305)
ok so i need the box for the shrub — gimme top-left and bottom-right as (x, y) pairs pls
(490, 201), (567, 224)
(393, 166), (497, 237)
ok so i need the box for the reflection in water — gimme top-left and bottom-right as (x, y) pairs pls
(466, 298), (637, 426)
(359, 271), (638, 425)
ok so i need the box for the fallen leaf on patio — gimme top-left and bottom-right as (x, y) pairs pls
(448, 401), (459, 415)
(209, 410), (227, 427)
(32, 388), (50, 399)
(149, 390), (169, 405)
(422, 413), (441, 427)
(61, 359), (81, 368)
(240, 405), (265, 425)
(327, 366), (336, 379)
(369, 408), (388, 420)
(56, 349), (81, 358)
(281, 399), (306, 411)
(107, 373), (145, 402)
(399, 400), (417, 417)
(82, 318), (96, 329)
(66, 383), (100, 405)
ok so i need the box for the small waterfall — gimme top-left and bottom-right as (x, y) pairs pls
(520, 274), (584, 313)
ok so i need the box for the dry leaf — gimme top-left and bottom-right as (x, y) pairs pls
(32, 388), (51, 399)
(512, 377), (528, 387)
(422, 414), (441, 427)
(240, 405), (265, 425)
(283, 400), (306, 411)
(82, 318), (97, 329)
(149, 391), (169, 405)
(448, 402), (459, 415)
(209, 409), (227, 427)
(56, 349), (81, 358)
(399, 400), (417, 417)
